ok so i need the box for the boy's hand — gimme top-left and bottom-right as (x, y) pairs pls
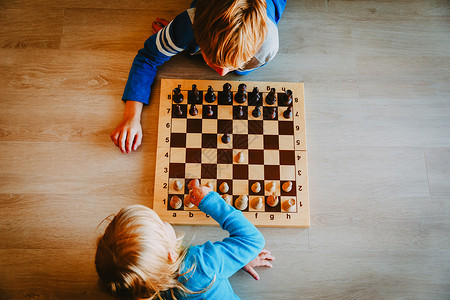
(242, 249), (274, 280)
(152, 18), (169, 34)
(189, 185), (212, 207)
(110, 101), (143, 154)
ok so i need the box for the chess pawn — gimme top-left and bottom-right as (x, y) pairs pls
(205, 85), (216, 103)
(205, 181), (214, 190)
(191, 84), (201, 103)
(266, 181), (276, 193)
(235, 151), (245, 163)
(234, 105), (244, 119)
(222, 194), (232, 205)
(235, 83), (247, 103)
(251, 197), (264, 210)
(204, 105), (214, 117)
(173, 180), (183, 191)
(172, 87), (183, 103)
(189, 104), (198, 116)
(184, 194), (194, 208)
(266, 194), (279, 207)
(170, 196), (182, 209)
(235, 195), (248, 210)
(221, 133), (231, 144)
(281, 89), (293, 106)
(282, 181), (293, 193)
(265, 88), (277, 105)
(283, 105), (293, 119)
(283, 198), (296, 212)
(269, 107), (277, 120)
(252, 106), (261, 118)
(219, 182), (229, 193)
(174, 104), (183, 116)
(251, 182), (261, 193)
(188, 179), (200, 190)
(223, 83), (232, 104)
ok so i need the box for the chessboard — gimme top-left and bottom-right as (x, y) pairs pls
(153, 79), (309, 227)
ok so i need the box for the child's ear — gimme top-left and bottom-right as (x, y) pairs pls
(168, 250), (178, 263)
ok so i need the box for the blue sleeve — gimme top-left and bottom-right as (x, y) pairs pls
(122, 11), (197, 104)
(266, 0), (287, 24)
(195, 191), (265, 279)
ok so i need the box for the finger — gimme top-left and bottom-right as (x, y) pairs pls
(156, 17), (169, 26)
(246, 267), (260, 281)
(152, 22), (162, 34)
(126, 130), (136, 153)
(119, 131), (127, 153)
(260, 253), (275, 261)
(259, 260), (273, 268)
(110, 130), (120, 147)
(260, 249), (272, 255)
(133, 131), (143, 151)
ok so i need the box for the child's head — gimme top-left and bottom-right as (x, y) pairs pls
(193, 0), (268, 74)
(95, 205), (184, 299)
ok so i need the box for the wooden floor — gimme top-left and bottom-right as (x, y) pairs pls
(1, 0), (449, 299)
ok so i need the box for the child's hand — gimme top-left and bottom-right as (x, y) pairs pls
(152, 18), (169, 34)
(110, 101), (143, 154)
(189, 185), (212, 207)
(242, 249), (274, 280)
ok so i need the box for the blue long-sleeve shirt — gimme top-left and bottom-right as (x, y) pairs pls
(177, 191), (265, 299)
(122, 0), (287, 104)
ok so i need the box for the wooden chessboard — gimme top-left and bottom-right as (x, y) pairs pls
(153, 79), (309, 227)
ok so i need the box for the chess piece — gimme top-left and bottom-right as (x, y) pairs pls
(173, 180), (183, 191)
(283, 198), (296, 212)
(205, 105), (214, 117)
(172, 87), (183, 103)
(266, 194), (279, 207)
(235, 195), (248, 210)
(205, 85), (216, 103)
(234, 105), (244, 119)
(219, 182), (229, 193)
(266, 181), (276, 193)
(249, 86), (261, 105)
(170, 196), (182, 209)
(269, 107), (277, 120)
(251, 182), (261, 193)
(222, 194), (232, 205)
(235, 151), (245, 163)
(252, 106), (261, 118)
(281, 89), (293, 106)
(188, 179), (200, 190)
(189, 104), (198, 116)
(223, 83), (232, 104)
(235, 83), (247, 103)
(184, 194), (194, 208)
(282, 181), (293, 193)
(174, 104), (183, 116)
(205, 181), (214, 190)
(265, 88), (276, 105)
(283, 105), (293, 119)
(221, 133), (231, 144)
(251, 197), (264, 210)
(191, 84), (201, 103)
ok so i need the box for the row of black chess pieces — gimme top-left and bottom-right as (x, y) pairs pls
(172, 83), (293, 119)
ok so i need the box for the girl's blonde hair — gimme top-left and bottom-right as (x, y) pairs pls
(193, 0), (268, 69)
(95, 205), (190, 299)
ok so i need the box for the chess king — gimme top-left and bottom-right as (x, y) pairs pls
(110, 0), (286, 153)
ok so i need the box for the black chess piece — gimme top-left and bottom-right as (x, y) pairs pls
(223, 83), (232, 104)
(252, 106), (261, 118)
(191, 84), (200, 103)
(221, 133), (231, 144)
(235, 83), (247, 103)
(189, 103), (198, 116)
(283, 104), (293, 119)
(172, 87), (183, 103)
(281, 89), (293, 106)
(205, 105), (213, 117)
(174, 104), (183, 116)
(205, 85), (216, 103)
(249, 86), (261, 105)
(265, 88), (277, 105)
(269, 107), (277, 120)
(234, 105), (244, 119)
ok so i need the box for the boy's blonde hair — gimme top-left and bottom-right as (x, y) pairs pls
(95, 205), (188, 299)
(193, 0), (268, 69)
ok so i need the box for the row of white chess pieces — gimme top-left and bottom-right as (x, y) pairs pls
(169, 179), (296, 212)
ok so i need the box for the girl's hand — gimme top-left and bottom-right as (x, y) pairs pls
(189, 185), (212, 207)
(152, 17), (169, 34)
(110, 101), (143, 153)
(242, 249), (275, 280)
